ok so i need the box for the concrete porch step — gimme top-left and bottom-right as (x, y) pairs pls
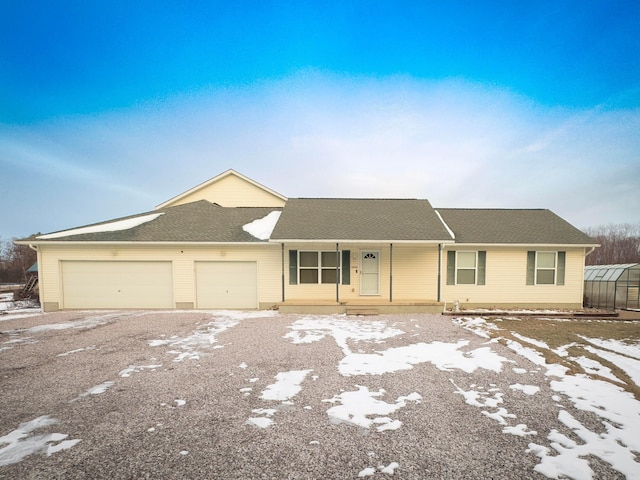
(346, 308), (379, 316)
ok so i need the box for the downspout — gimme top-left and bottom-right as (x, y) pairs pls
(281, 243), (285, 302)
(437, 244), (442, 302)
(389, 243), (393, 302)
(336, 243), (340, 303)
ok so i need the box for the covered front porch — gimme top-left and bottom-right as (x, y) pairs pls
(277, 298), (444, 315)
(279, 242), (445, 312)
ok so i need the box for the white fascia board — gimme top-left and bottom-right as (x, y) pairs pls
(155, 169), (287, 209)
(434, 210), (455, 240)
(268, 239), (455, 244)
(441, 243), (600, 249)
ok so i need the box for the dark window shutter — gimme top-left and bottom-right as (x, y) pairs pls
(341, 250), (350, 285)
(477, 251), (486, 285)
(526, 251), (535, 285)
(557, 251), (566, 286)
(289, 250), (298, 285)
(447, 251), (455, 285)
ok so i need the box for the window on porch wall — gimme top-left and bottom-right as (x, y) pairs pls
(289, 250), (350, 285)
(299, 251), (339, 284)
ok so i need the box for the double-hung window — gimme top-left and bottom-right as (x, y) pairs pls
(446, 251), (486, 285)
(456, 252), (477, 284)
(527, 251), (566, 285)
(299, 251), (340, 284)
(289, 250), (351, 285)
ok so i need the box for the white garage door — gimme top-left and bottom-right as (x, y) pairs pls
(62, 261), (173, 309)
(196, 261), (257, 309)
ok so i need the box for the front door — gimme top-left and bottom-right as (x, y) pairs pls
(360, 251), (379, 295)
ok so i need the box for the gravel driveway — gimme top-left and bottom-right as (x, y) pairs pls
(0, 310), (609, 479)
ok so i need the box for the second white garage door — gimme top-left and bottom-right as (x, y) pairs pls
(195, 261), (258, 309)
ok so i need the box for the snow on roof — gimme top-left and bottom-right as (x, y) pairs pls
(242, 211), (281, 240)
(37, 213), (164, 239)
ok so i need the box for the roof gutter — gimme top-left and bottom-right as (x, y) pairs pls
(440, 243), (600, 249)
(14, 240), (282, 247)
(268, 239), (455, 245)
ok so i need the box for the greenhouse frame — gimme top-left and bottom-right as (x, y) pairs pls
(584, 263), (640, 310)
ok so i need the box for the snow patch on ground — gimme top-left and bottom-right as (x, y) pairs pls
(248, 370), (312, 428)
(579, 335), (640, 360)
(1, 335), (38, 352)
(0, 416), (80, 466)
(246, 417), (273, 429)
(585, 344), (640, 385)
(359, 461), (401, 476)
(119, 364), (162, 377)
(323, 386), (421, 432)
(149, 311), (279, 361)
(260, 370), (312, 401)
(339, 341), (512, 376)
(0, 311), (42, 322)
(511, 332), (550, 349)
(570, 355), (622, 383)
(23, 313), (122, 333)
(503, 424), (537, 437)
(452, 317), (502, 338)
(57, 345), (97, 357)
(71, 381), (115, 402)
(285, 316), (404, 355)
(0, 296), (41, 320)
(149, 314), (242, 361)
(509, 383), (540, 395)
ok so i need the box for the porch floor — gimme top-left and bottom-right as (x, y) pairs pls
(277, 299), (444, 315)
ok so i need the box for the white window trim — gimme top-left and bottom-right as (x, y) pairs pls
(455, 251), (478, 285)
(535, 251), (557, 285)
(298, 251), (342, 285)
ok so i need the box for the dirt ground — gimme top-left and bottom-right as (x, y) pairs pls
(0, 310), (630, 479)
(617, 309), (640, 321)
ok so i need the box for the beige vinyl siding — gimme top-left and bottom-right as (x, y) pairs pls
(167, 174), (286, 208)
(391, 246), (439, 300)
(37, 244), (281, 311)
(284, 244), (440, 302)
(441, 247), (586, 307)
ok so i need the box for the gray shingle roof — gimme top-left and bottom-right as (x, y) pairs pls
(436, 208), (597, 245)
(270, 198), (453, 241)
(29, 201), (281, 242)
(24, 199), (595, 246)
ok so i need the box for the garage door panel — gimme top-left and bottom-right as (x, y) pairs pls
(196, 261), (257, 309)
(62, 261), (173, 309)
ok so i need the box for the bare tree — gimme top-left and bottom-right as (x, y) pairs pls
(0, 238), (38, 284)
(583, 223), (640, 265)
